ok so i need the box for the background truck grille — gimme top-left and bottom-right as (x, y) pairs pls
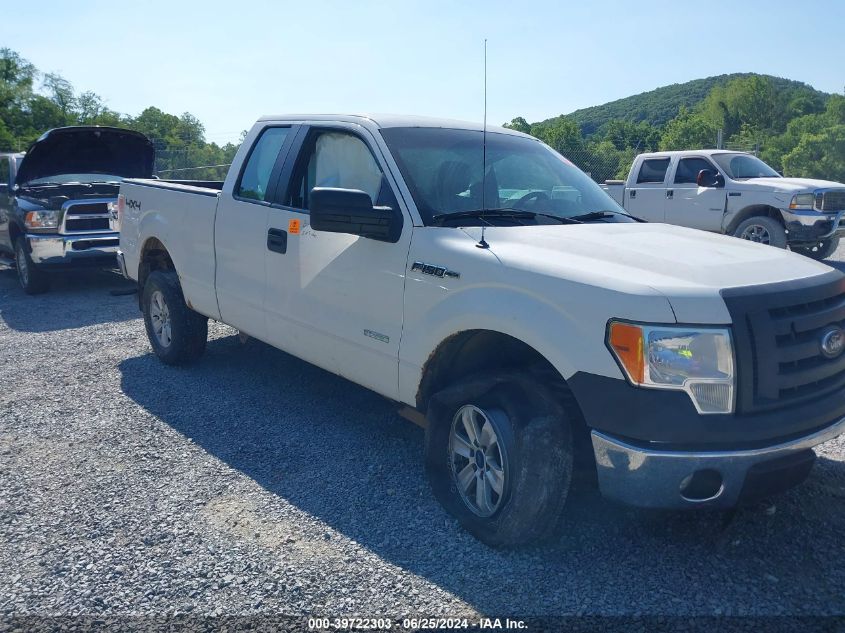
(816, 190), (845, 211)
(61, 200), (114, 234)
(722, 273), (845, 413)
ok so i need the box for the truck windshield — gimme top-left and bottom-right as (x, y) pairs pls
(380, 127), (631, 225)
(712, 153), (780, 180)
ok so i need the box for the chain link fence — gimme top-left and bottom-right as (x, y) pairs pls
(153, 148), (233, 181)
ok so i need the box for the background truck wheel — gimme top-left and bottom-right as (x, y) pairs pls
(424, 371), (573, 547)
(732, 216), (787, 248)
(142, 270), (208, 365)
(793, 237), (840, 261)
(14, 237), (49, 295)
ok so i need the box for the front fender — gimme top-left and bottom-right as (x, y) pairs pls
(397, 276), (677, 407)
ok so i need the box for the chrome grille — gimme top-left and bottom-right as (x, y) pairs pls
(61, 199), (116, 234)
(817, 190), (845, 212)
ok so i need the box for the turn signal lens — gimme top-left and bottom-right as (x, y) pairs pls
(608, 322), (645, 384)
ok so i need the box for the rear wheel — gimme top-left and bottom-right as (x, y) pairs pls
(142, 270), (208, 365)
(733, 216), (787, 249)
(425, 371), (573, 547)
(793, 237), (840, 261)
(14, 237), (49, 295)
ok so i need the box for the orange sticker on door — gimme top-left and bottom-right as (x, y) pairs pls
(288, 219), (301, 235)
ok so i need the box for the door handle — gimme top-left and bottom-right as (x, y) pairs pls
(666, 189), (674, 199)
(629, 189), (637, 199)
(267, 228), (287, 254)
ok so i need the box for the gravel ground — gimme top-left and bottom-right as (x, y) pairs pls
(1, 250), (845, 623)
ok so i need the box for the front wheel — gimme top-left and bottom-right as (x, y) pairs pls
(793, 237), (840, 261)
(424, 371), (573, 547)
(14, 237), (49, 295)
(732, 216), (788, 249)
(142, 270), (208, 365)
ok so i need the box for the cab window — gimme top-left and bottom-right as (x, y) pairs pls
(236, 127), (290, 202)
(636, 158), (670, 184)
(674, 157), (715, 184)
(287, 130), (395, 210)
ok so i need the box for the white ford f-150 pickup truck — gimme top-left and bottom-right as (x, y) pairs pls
(118, 115), (845, 546)
(602, 150), (845, 260)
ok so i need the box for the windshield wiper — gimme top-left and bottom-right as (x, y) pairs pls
(569, 210), (644, 222)
(431, 208), (535, 225)
(431, 208), (582, 226)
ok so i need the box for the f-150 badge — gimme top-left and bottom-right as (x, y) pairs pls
(411, 261), (460, 279)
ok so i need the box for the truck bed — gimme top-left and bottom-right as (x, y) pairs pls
(119, 178), (221, 320)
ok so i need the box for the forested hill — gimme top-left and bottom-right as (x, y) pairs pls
(539, 73), (830, 136)
(504, 73), (843, 183)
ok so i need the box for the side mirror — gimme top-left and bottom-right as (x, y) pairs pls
(310, 187), (403, 243)
(696, 169), (724, 188)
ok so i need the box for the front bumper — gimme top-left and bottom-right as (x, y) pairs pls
(27, 232), (120, 266)
(592, 416), (845, 508)
(782, 208), (845, 244)
(116, 249), (129, 279)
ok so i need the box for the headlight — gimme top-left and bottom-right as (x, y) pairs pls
(24, 210), (60, 229)
(789, 193), (815, 210)
(607, 321), (735, 414)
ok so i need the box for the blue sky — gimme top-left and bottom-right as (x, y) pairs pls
(4, 0), (844, 145)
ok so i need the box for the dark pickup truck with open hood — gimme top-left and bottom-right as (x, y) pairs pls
(0, 126), (154, 293)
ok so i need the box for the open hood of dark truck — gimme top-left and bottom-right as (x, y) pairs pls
(15, 126), (154, 186)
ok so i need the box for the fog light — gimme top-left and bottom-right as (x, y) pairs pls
(680, 469), (723, 502)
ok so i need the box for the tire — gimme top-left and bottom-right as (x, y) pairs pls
(424, 370), (573, 547)
(793, 237), (840, 261)
(141, 270), (208, 365)
(14, 237), (49, 295)
(732, 216), (787, 249)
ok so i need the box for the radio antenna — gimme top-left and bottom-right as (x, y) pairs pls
(477, 38), (490, 249)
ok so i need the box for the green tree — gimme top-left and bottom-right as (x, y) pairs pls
(503, 117), (531, 134)
(782, 125), (845, 181)
(535, 117), (584, 154)
(659, 107), (717, 150)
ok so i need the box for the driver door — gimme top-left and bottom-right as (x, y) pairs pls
(0, 157), (13, 253)
(263, 125), (413, 400)
(665, 156), (727, 231)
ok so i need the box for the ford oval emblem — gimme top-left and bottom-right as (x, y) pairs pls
(820, 326), (845, 360)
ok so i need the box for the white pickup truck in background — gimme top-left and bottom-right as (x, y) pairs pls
(117, 115), (845, 546)
(602, 150), (845, 259)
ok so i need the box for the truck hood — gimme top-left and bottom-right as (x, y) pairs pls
(733, 177), (845, 194)
(466, 223), (834, 322)
(15, 126), (154, 185)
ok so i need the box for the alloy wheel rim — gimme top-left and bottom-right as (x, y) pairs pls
(149, 290), (172, 347)
(448, 404), (507, 517)
(740, 224), (771, 244)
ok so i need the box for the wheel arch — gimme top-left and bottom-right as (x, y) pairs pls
(138, 236), (176, 299)
(415, 328), (589, 444)
(725, 204), (784, 235)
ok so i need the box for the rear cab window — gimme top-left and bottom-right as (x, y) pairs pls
(236, 127), (291, 202)
(636, 158), (671, 184)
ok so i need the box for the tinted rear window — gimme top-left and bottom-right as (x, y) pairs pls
(637, 158), (670, 184)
